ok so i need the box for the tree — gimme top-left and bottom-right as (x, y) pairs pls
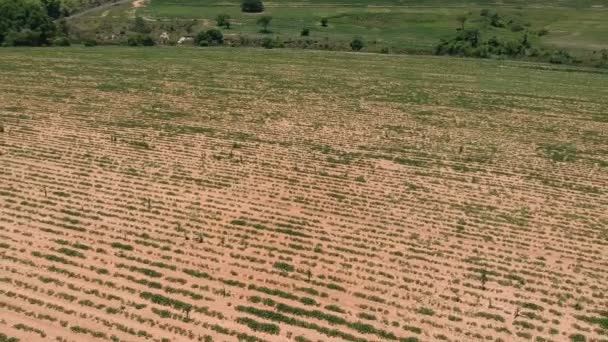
(257, 16), (272, 33)
(0, 0), (56, 46)
(321, 18), (328, 27)
(489, 12), (503, 27)
(241, 0), (264, 13)
(350, 36), (364, 51)
(300, 27), (309, 36)
(216, 14), (230, 29)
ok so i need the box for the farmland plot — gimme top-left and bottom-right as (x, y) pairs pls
(0, 47), (607, 342)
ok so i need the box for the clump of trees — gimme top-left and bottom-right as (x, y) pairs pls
(195, 29), (224, 46)
(242, 0), (264, 13)
(0, 0), (58, 46)
(127, 34), (155, 46)
(435, 9), (578, 64)
(435, 29), (537, 58)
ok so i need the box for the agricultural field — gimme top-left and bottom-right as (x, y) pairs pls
(0, 47), (607, 342)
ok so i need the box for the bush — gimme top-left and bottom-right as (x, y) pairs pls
(53, 36), (70, 46)
(195, 29), (224, 46)
(216, 14), (230, 29)
(3, 30), (43, 46)
(321, 18), (328, 27)
(127, 34), (155, 46)
(83, 39), (97, 47)
(261, 37), (274, 49)
(241, 0), (264, 13)
(549, 50), (574, 64)
(300, 28), (310, 36)
(350, 37), (364, 51)
(257, 16), (272, 33)
(510, 23), (525, 32)
(141, 35), (155, 46)
(538, 28), (549, 36)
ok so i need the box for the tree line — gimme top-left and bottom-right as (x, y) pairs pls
(0, 0), (69, 46)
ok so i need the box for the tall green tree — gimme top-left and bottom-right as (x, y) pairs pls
(257, 16), (272, 33)
(0, 0), (56, 46)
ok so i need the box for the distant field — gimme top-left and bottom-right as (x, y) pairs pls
(137, 0), (608, 53)
(0, 47), (607, 341)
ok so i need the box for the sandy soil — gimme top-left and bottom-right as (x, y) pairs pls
(0, 50), (606, 342)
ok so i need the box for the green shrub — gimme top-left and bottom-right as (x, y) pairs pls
(53, 36), (70, 46)
(195, 29), (224, 46)
(261, 37), (274, 49)
(301, 28), (310, 36)
(127, 34), (155, 46)
(350, 37), (364, 51)
(216, 14), (231, 29)
(257, 16), (272, 33)
(3, 30), (43, 46)
(549, 50), (576, 64)
(241, 0), (264, 13)
(83, 39), (97, 47)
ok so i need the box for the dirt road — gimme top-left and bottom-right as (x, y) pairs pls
(64, 0), (132, 20)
